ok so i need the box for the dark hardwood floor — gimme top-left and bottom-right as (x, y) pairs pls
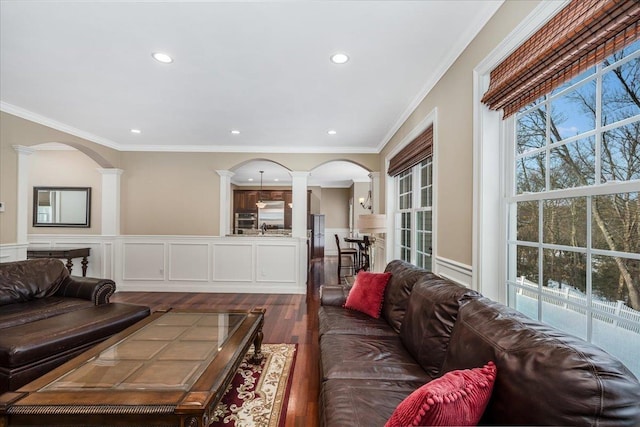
(111, 256), (340, 427)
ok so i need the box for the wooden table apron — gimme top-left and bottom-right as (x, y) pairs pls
(26, 247), (91, 277)
(0, 308), (266, 427)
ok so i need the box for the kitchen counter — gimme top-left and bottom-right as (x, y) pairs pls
(226, 233), (292, 237)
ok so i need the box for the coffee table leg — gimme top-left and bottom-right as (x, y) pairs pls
(250, 330), (264, 364)
(249, 310), (265, 364)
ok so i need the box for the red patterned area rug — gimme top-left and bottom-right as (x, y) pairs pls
(210, 343), (297, 427)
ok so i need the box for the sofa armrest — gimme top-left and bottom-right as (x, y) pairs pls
(320, 285), (349, 306)
(54, 276), (116, 305)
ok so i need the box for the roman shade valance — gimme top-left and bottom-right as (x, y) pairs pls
(388, 125), (433, 177)
(481, 0), (640, 118)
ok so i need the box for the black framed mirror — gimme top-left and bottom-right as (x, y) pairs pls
(33, 187), (91, 227)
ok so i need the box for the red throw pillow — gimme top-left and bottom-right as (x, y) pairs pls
(344, 271), (391, 318)
(385, 362), (497, 427)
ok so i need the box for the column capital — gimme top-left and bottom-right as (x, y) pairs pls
(97, 168), (124, 176)
(12, 145), (35, 155)
(368, 171), (380, 180)
(216, 170), (235, 178)
(290, 171), (310, 179)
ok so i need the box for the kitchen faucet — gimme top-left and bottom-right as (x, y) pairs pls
(261, 222), (267, 235)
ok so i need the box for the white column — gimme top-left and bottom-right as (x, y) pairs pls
(290, 171), (309, 239)
(98, 169), (123, 236)
(13, 145), (35, 244)
(216, 170), (234, 236)
(369, 171), (381, 214)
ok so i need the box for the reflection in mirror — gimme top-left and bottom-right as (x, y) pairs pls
(33, 187), (91, 227)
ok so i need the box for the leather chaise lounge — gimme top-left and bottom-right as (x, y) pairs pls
(318, 260), (640, 426)
(0, 258), (150, 393)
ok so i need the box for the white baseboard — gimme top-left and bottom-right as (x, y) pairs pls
(117, 281), (304, 294)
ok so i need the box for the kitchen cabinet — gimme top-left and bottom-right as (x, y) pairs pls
(234, 191), (259, 213)
(269, 191), (284, 201)
(234, 190), (312, 232)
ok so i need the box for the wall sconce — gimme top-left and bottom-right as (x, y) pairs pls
(288, 202), (293, 208)
(359, 191), (372, 211)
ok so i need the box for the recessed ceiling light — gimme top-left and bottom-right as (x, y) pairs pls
(152, 52), (173, 63)
(330, 53), (349, 64)
(130, 129), (141, 134)
(248, 178), (254, 181)
(327, 130), (337, 135)
(231, 130), (241, 135)
(274, 178), (279, 182)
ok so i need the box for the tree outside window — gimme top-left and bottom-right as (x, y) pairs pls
(508, 40), (640, 376)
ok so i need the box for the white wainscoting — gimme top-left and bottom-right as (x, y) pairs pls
(27, 235), (113, 279)
(26, 235), (307, 294)
(0, 243), (28, 263)
(212, 242), (253, 282)
(122, 241), (166, 281)
(169, 242), (210, 282)
(434, 256), (473, 288)
(119, 236), (305, 294)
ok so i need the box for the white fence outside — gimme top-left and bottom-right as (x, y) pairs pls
(517, 276), (640, 334)
(516, 276), (640, 334)
(514, 276), (640, 378)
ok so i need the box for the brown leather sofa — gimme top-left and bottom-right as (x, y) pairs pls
(0, 258), (150, 393)
(318, 260), (640, 426)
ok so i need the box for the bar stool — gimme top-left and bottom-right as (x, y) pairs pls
(335, 234), (358, 279)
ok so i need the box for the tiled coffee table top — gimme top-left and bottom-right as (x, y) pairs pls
(42, 312), (246, 391)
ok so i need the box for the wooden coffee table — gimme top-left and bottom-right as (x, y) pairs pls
(0, 308), (265, 427)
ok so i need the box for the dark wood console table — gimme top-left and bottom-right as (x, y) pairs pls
(27, 247), (91, 277)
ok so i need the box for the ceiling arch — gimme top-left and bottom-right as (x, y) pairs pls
(230, 158), (370, 187)
(32, 142), (114, 168)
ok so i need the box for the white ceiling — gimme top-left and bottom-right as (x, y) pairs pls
(0, 0), (503, 185)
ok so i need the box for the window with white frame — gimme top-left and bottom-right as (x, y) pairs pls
(394, 157), (433, 270)
(506, 40), (640, 376)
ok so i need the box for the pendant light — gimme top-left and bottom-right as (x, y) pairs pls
(256, 171), (267, 209)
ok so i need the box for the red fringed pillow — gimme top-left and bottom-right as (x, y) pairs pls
(385, 361), (497, 427)
(344, 271), (391, 318)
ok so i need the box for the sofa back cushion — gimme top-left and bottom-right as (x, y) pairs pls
(443, 297), (640, 427)
(399, 276), (480, 378)
(0, 259), (69, 306)
(382, 260), (434, 333)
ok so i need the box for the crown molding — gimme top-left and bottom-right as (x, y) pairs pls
(1, 102), (123, 150)
(376, 0), (505, 152)
(1, 102), (378, 154)
(116, 144), (379, 154)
